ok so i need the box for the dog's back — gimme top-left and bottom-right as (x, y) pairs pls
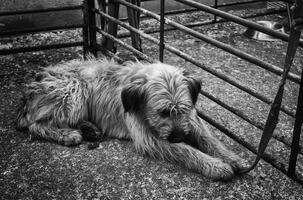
(15, 58), (153, 143)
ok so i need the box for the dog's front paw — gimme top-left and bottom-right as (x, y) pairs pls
(62, 130), (83, 146)
(210, 161), (235, 181)
(225, 156), (248, 174)
(78, 121), (103, 142)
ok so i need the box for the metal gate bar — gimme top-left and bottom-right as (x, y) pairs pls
(174, 0), (303, 47)
(159, 0), (165, 62)
(95, 9), (300, 154)
(286, 0), (303, 179)
(117, 9), (287, 41)
(119, 0), (278, 21)
(288, 67), (303, 177)
(117, 0), (301, 84)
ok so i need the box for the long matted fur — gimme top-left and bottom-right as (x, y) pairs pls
(17, 58), (245, 180)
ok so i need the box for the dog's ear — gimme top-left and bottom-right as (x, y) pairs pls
(121, 79), (147, 113)
(185, 75), (201, 105)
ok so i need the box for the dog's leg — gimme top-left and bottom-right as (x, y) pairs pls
(78, 120), (103, 142)
(126, 115), (234, 181)
(186, 111), (245, 173)
(29, 123), (83, 146)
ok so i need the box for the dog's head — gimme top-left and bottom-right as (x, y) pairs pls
(121, 63), (201, 143)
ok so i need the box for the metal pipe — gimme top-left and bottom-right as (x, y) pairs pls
(119, 0), (267, 21)
(87, 0), (98, 56)
(95, 9), (295, 118)
(117, 9), (287, 39)
(174, 0), (303, 47)
(288, 67), (303, 177)
(116, 0), (301, 84)
(213, 0), (218, 22)
(159, 0), (165, 62)
(215, 0), (264, 9)
(287, 0), (303, 177)
(82, 0), (90, 58)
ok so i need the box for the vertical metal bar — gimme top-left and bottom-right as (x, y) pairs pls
(106, 0), (120, 53)
(159, 0), (165, 62)
(82, 0), (90, 59)
(287, 0), (303, 178)
(127, 0), (142, 51)
(97, 0), (107, 31)
(213, 0), (218, 22)
(286, 2), (292, 28)
(288, 66), (303, 177)
(96, 0), (108, 48)
(88, 0), (97, 56)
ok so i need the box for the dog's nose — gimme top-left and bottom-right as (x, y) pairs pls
(167, 128), (186, 143)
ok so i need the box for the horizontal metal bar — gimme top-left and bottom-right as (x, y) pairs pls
(96, 27), (154, 63)
(117, 9), (287, 38)
(171, 9), (287, 31)
(119, 0), (267, 21)
(174, 0), (303, 47)
(0, 42), (83, 55)
(0, 5), (83, 17)
(215, 0), (264, 8)
(0, 24), (83, 37)
(116, 0), (300, 84)
(95, 8), (296, 118)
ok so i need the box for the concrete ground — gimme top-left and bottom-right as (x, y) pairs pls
(1, 6), (303, 200)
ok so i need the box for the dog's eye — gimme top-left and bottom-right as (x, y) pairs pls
(160, 109), (171, 118)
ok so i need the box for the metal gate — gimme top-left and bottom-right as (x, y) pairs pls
(83, 0), (303, 184)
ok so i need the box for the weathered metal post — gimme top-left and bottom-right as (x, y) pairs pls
(96, 0), (107, 31)
(287, 0), (303, 179)
(106, 0), (120, 53)
(213, 0), (218, 22)
(159, 0), (165, 62)
(127, 0), (142, 51)
(87, 0), (98, 56)
(82, 0), (90, 58)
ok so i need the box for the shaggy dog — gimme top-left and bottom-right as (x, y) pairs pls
(17, 58), (244, 180)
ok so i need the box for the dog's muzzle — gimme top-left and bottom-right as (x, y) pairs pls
(167, 128), (187, 143)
